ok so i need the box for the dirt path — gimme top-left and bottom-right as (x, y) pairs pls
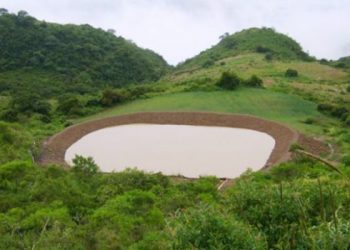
(39, 112), (304, 169)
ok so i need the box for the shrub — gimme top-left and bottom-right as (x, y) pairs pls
(346, 85), (350, 93)
(256, 45), (271, 53)
(171, 205), (267, 249)
(319, 59), (329, 65)
(202, 59), (215, 68)
(56, 97), (84, 116)
(1, 110), (18, 122)
(86, 98), (101, 107)
(331, 107), (348, 119)
(308, 221), (350, 250)
(302, 117), (316, 124)
(100, 88), (130, 107)
(345, 116), (350, 126)
(265, 52), (273, 61)
(245, 75), (264, 88)
(64, 121), (73, 127)
(39, 114), (51, 123)
(317, 103), (334, 113)
(10, 92), (51, 116)
(317, 103), (350, 121)
(0, 122), (32, 163)
(335, 62), (346, 68)
(216, 72), (241, 90)
(220, 37), (236, 49)
(72, 155), (99, 177)
(285, 68), (298, 77)
(33, 100), (51, 115)
(341, 154), (350, 166)
(91, 190), (164, 249)
(127, 85), (155, 99)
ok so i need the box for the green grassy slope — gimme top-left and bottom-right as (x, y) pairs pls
(178, 27), (313, 69)
(169, 53), (347, 83)
(165, 53), (349, 108)
(77, 89), (332, 133)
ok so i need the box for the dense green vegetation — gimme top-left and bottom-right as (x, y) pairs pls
(216, 72), (242, 90)
(332, 56), (350, 69)
(0, 10), (169, 97)
(285, 68), (299, 77)
(1, 9), (350, 249)
(1, 156), (350, 249)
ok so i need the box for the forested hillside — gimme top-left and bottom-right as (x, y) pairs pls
(0, 10), (169, 96)
(333, 56), (350, 69)
(178, 27), (314, 69)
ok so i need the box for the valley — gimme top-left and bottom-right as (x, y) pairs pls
(0, 9), (350, 249)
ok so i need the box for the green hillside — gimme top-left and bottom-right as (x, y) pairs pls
(0, 11), (169, 96)
(164, 53), (349, 109)
(178, 27), (313, 69)
(333, 56), (350, 69)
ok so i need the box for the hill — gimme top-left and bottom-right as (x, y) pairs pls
(178, 27), (313, 69)
(0, 10), (169, 96)
(333, 56), (350, 69)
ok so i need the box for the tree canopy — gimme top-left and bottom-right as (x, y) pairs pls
(0, 11), (169, 89)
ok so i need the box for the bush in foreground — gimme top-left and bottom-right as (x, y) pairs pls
(171, 205), (267, 249)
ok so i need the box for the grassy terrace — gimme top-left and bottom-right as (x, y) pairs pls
(76, 88), (334, 134)
(167, 53), (347, 83)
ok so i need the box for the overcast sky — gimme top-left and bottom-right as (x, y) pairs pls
(2, 0), (350, 65)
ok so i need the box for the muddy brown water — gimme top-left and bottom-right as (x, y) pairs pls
(65, 124), (276, 178)
(40, 112), (302, 178)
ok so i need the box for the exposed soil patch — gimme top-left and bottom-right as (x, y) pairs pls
(297, 134), (329, 156)
(39, 112), (303, 169)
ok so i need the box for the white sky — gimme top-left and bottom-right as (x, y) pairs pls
(2, 0), (350, 65)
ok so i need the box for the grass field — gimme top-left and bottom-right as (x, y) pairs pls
(162, 53), (349, 109)
(166, 53), (348, 84)
(77, 88), (334, 134)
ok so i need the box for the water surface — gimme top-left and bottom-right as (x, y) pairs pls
(65, 124), (275, 178)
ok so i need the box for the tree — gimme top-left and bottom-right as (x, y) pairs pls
(107, 29), (116, 35)
(265, 52), (273, 61)
(0, 12), (169, 89)
(1, 110), (18, 122)
(17, 10), (29, 17)
(100, 88), (130, 107)
(216, 72), (241, 90)
(256, 45), (271, 53)
(219, 32), (229, 40)
(0, 8), (8, 15)
(320, 58), (329, 65)
(285, 69), (298, 77)
(72, 155), (99, 176)
(202, 59), (214, 68)
(245, 75), (264, 88)
(56, 96), (83, 116)
(10, 92), (51, 116)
